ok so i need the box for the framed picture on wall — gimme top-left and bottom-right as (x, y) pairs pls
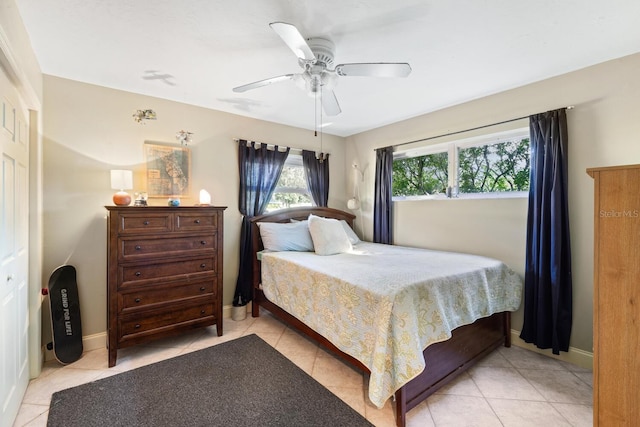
(144, 142), (191, 197)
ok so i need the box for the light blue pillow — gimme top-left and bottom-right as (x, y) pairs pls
(257, 221), (314, 251)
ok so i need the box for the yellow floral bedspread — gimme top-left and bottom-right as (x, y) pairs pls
(260, 242), (523, 408)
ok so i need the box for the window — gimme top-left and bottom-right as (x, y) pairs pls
(393, 151), (448, 197)
(266, 154), (313, 212)
(393, 128), (530, 199)
(457, 136), (530, 194)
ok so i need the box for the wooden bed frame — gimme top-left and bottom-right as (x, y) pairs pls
(250, 207), (511, 427)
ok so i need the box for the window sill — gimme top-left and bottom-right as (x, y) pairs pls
(393, 191), (528, 202)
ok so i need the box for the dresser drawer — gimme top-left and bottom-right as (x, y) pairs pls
(120, 257), (216, 287)
(119, 303), (214, 339)
(119, 234), (216, 260)
(118, 212), (173, 234)
(175, 211), (219, 232)
(119, 280), (215, 312)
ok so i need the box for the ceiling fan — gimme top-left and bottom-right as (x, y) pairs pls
(232, 22), (412, 116)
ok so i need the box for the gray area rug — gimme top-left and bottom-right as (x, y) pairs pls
(47, 334), (373, 426)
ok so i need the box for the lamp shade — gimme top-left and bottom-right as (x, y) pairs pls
(347, 197), (360, 210)
(110, 170), (133, 190)
(199, 189), (211, 205)
(110, 170), (133, 206)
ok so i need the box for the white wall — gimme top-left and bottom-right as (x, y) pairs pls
(346, 52), (640, 355)
(42, 76), (350, 342)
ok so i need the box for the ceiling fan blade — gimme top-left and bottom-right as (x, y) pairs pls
(335, 63), (412, 78)
(233, 74), (296, 93)
(269, 22), (316, 62)
(321, 89), (341, 116)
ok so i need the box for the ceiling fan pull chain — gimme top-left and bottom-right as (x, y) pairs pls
(319, 88), (324, 162)
(320, 89), (324, 157)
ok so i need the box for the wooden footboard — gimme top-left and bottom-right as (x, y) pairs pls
(394, 311), (510, 427)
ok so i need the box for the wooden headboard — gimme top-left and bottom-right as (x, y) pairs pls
(249, 207), (356, 297)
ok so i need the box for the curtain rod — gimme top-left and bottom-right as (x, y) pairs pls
(389, 106), (574, 150)
(233, 138), (328, 156)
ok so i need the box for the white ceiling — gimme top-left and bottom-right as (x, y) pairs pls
(14, 0), (640, 137)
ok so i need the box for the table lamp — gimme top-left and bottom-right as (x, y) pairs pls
(110, 170), (133, 206)
(199, 189), (211, 205)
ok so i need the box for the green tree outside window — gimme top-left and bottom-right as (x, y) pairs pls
(458, 138), (530, 193)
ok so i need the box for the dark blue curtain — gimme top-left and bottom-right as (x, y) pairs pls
(520, 109), (572, 354)
(233, 140), (290, 306)
(373, 146), (394, 244)
(302, 150), (329, 207)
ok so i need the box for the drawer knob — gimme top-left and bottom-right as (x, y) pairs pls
(135, 271), (141, 277)
(134, 324), (141, 329)
(200, 240), (206, 245)
(135, 298), (141, 303)
(200, 263), (206, 269)
(200, 310), (206, 315)
(194, 219), (201, 224)
(135, 245), (141, 251)
(199, 286), (206, 292)
(143, 220), (150, 225)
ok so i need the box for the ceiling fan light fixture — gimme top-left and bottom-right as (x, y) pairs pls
(306, 78), (320, 94)
(301, 70), (338, 95)
(293, 73), (306, 90)
(321, 72), (338, 90)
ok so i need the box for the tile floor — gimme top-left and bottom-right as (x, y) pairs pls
(14, 311), (593, 427)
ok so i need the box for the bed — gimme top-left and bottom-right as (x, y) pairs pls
(250, 207), (522, 427)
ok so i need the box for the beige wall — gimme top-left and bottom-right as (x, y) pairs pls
(346, 52), (640, 355)
(42, 76), (349, 340)
(39, 52), (640, 356)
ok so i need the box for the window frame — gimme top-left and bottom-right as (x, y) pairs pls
(393, 127), (530, 201)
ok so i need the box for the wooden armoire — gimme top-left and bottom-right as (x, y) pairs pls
(587, 164), (640, 426)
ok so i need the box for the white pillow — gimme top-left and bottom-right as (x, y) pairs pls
(257, 221), (314, 252)
(340, 220), (361, 245)
(307, 214), (353, 256)
(296, 217), (360, 244)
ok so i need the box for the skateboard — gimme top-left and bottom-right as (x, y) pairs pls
(42, 265), (83, 364)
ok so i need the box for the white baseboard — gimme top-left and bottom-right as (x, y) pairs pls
(44, 313), (592, 370)
(43, 304), (250, 362)
(43, 331), (107, 362)
(510, 329), (593, 370)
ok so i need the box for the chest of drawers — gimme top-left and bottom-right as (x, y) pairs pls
(105, 206), (226, 367)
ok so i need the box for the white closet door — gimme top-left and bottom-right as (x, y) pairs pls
(0, 63), (30, 427)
